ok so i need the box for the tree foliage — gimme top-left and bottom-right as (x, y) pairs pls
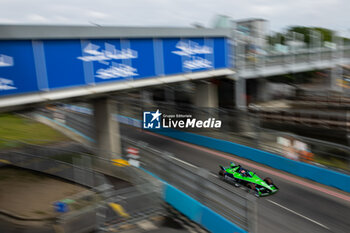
(267, 26), (339, 46)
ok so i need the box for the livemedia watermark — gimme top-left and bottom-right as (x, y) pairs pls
(143, 109), (222, 130)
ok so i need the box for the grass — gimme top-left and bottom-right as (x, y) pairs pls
(0, 113), (69, 149)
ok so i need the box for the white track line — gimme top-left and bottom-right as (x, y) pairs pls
(170, 156), (219, 178)
(267, 200), (330, 230)
(170, 156), (198, 168)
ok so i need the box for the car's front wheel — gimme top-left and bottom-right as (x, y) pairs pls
(247, 183), (259, 196)
(247, 183), (256, 190)
(264, 177), (273, 185)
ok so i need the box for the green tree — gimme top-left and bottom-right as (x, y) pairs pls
(268, 26), (340, 46)
(287, 26), (335, 44)
(267, 32), (286, 45)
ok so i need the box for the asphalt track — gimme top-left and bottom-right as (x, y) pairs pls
(64, 111), (350, 233)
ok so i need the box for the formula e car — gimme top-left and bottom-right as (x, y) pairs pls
(219, 162), (278, 197)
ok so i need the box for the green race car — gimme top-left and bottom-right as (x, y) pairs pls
(219, 162), (278, 197)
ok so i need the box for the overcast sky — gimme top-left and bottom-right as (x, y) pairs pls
(0, 0), (349, 34)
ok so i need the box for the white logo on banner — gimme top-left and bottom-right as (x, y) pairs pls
(77, 42), (138, 80)
(172, 40), (213, 70)
(0, 54), (17, 91)
(183, 57), (212, 69)
(96, 62), (138, 79)
(78, 43), (137, 61)
(0, 54), (14, 67)
(0, 78), (17, 90)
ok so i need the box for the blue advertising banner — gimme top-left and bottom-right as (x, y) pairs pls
(0, 40), (38, 96)
(213, 37), (229, 69)
(0, 36), (231, 98)
(162, 37), (230, 76)
(79, 39), (126, 84)
(44, 40), (86, 90)
(129, 39), (156, 80)
(77, 39), (157, 84)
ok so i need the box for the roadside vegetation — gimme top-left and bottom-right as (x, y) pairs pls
(0, 113), (69, 149)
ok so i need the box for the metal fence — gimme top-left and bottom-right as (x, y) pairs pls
(235, 46), (350, 71)
(0, 140), (107, 188)
(97, 183), (164, 232)
(0, 139), (165, 233)
(121, 136), (257, 232)
(23, 111), (258, 232)
(56, 183), (164, 233)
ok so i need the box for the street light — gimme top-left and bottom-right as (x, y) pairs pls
(309, 29), (322, 61)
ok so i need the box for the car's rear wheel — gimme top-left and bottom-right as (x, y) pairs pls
(219, 170), (225, 176)
(264, 177), (273, 185)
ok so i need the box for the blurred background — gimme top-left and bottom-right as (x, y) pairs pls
(0, 1), (350, 233)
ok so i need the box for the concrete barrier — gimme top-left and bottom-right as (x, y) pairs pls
(164, 184), (247, 233)
(154, 129), (350, 193)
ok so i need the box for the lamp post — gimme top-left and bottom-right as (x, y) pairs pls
(309, 29), (322, 61)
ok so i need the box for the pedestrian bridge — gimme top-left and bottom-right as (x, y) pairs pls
(1, 25), (350, 111)
(0, 25), (233, 110)
(236, 47), (350, 79)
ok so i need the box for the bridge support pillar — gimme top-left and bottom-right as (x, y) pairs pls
(93, 97), (121, 159)
(256, 79), (269, 102)
(164, 86), (176, 105)
(141, 90), (154, 107)
(235, 78), (247, 110)
(193, 81), (218, 108)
